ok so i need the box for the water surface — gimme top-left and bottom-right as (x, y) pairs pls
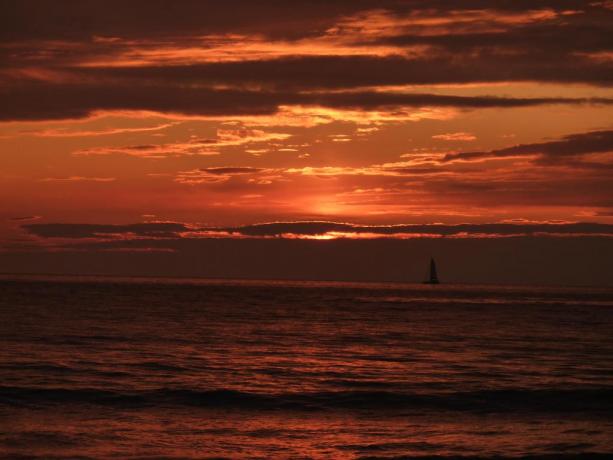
(1, 276), (612, 459)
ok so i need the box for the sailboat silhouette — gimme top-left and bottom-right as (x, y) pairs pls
(423, 257), (440, 284)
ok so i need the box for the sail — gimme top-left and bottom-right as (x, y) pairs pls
(423, 257), (440, 284)
(430, 258), (439, 283)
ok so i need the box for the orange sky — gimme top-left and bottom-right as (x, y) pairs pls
(1, 0), (612, 257)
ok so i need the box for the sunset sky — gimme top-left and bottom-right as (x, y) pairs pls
(1, 1), (612, 282)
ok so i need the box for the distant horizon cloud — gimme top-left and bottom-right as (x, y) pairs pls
(8, 216), (42, 222)
(19, 220), (613, 245)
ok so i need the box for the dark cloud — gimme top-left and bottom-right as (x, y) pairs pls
(23, 221), (613, 240)
(5, 3), (610, 92)
(311, 93), (613, 110)
(0, 0), (369, 42)
(1, 2), (611, 121)
(0, 84), (281, 121)
(1, 1), (596, 42)
(442, 130), (613, 163)
(23, 222), (189, 238)
(75, 55), (613, 89)
(221, 221), (613, 237)
(421, 176), (613, 208)
(2, 81), (611, 121)
(370, 20), (613, 55)
(200, 167), (264, 175)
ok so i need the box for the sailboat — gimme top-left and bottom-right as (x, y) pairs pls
(423, 257), (440, 284)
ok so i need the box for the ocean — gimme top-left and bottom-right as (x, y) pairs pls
(1, 276), (612, 459)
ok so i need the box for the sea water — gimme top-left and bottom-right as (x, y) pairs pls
(1, 276), (612, 459)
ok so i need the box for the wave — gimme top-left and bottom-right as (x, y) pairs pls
(354, 295), (613, 307)
(3, 455), (611, 460)
(355, 455), (613, 460)
(0, 363), (129, 378)
(0, 451), (611, 460)
(1, 458), (609, 460)
(2, 386), (612, 413)
(0, 452), (611, 460)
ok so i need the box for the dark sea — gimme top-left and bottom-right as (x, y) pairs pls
(1, 276), (612, 460)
